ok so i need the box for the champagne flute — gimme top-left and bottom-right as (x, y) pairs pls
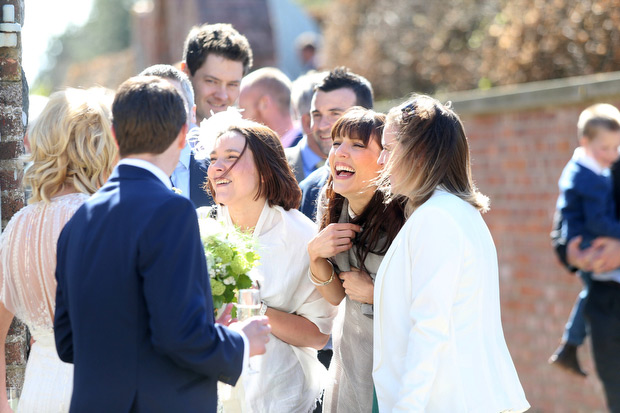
(237, 288), (261, 374)
(237, 289), (261, 321)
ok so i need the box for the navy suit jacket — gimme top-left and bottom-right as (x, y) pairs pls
(285, 143), (306, 183)
(54, 165), (244, 413)
(299, 165), (330, 222)
(189, 153), (214, 208)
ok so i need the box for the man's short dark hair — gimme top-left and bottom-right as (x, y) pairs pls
(316, 67), (374, 109)
(183, 23), (253, 76)
(139, 64), (194, 112)
(112, 76), (186, 157)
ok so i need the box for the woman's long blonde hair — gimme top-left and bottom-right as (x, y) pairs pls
(23, 88), (118, 203)
(382, 95), (489, 215)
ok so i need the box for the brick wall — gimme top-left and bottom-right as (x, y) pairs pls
(439, 73), (620, 412)
(0, 0), (28, 392)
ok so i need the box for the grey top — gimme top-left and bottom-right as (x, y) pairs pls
(322, 199), (386, 413)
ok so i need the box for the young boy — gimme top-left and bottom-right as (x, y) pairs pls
(550, 103), (620, 375)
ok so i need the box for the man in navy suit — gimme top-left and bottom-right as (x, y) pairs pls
(54, 76), (270, 412)
(139, 64), (214, 208)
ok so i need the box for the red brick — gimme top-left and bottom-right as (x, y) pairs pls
(463, 100), (620, 412)
(0, 141), (23, 160)
(0, 168), (22, 191)
(0, 58), (20, 82)
(4, 341), (25, 365)
(1, 190), (24, 220)
(1, 0), (28, 396)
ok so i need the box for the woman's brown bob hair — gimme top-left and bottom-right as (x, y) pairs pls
(320, 107), (406, 271)
(205, 122), (301, 210)
(382, 95), (489, 214)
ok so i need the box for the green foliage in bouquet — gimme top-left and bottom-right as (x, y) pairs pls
(198, 217), (260, 317)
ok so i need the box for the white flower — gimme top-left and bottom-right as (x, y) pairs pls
(193, 107), (245, 161)
(223, 276), (235, 285)
(206, 254), (215, 271)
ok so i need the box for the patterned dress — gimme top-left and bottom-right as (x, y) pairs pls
(0, 193), (88, 413)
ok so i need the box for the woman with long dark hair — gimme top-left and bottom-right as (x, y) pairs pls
(307, 107), (405, 412)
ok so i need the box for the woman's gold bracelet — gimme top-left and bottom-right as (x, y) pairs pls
(308, 264), (335, 287)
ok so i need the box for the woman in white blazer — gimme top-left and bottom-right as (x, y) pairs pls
(372, 95), (530, 412)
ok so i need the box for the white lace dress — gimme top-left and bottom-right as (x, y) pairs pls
(0, 193), (88, 413)
(198, 202), (337, 413)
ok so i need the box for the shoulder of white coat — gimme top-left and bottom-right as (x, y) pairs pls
(406, 191), (473, 233)
(414, 190), (467, 216)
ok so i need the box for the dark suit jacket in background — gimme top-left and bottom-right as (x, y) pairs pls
(54, 165), (244, 413)
(285, 143), (306, 183)
(190, 154), (214, 208)
(299, 165), (330, 222)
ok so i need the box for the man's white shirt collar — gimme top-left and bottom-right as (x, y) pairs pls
(118, 158), (172, 189)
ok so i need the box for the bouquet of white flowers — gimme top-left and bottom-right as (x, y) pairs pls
(198, 217), (260, 316)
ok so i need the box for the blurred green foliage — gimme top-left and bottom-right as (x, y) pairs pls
(33, 0), (134, 93)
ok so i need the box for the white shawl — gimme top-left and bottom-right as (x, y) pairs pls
(200, 202), (337, 413)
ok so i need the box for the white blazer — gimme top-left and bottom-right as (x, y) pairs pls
(373, 190), (530, 412)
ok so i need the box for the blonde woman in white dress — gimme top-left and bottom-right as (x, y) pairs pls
(0, 89), (118, 413)
(373, 95), (530, 412)
(195, 112), (336, 413)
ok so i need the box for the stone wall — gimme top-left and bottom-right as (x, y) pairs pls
(0, 0), (28, 392)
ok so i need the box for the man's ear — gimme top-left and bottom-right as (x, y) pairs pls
(180, 61), (190, 77)
(177, 124), (189, 149)
(258, 95), (270, 113)
(191, 105), (197, 125)
(111, 126), (120, 150)
(301, 113), (312, 132)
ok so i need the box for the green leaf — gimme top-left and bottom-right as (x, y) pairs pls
(223, 288), (235, 303)
(237, 274), (253, 290)
(245, 251), (257, 263)
(213, 295), (224, 309)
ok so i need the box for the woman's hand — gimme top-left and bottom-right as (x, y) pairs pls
(566, 235), (620, 272)
(339, 267), (374, 304)
(307, 223), (361, 261)
(567, 236), (593, 271)
(590, 237), (620, 273)
(215, 303), (235, 326)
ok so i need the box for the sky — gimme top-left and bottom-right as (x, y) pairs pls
(21, 0), (94, 84)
